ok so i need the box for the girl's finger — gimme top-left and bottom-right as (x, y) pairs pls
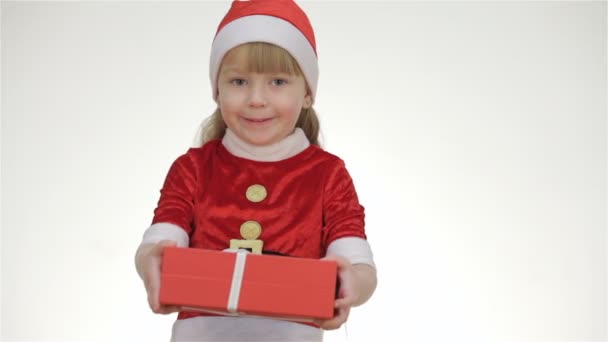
(316, 306), (350, 330)
(334, 296), (354, 309)
(158, 240), (177, 251)
(157, 305), (181, 315)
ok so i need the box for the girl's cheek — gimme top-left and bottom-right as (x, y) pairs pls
(289, 103), (303, 114)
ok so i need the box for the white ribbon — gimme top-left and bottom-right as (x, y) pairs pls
(227, 249), (248, 313)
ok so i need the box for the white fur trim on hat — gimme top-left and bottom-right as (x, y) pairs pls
(209, 15), (318, 103)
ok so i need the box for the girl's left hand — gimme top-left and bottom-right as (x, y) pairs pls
(314, 255), (359, 330)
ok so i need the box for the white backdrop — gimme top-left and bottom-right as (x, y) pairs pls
(2, 1), (606, 341)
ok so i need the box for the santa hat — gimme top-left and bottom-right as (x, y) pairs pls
(209, 0), (318, 102)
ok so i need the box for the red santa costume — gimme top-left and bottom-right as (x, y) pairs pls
(139, 1), (375, 340)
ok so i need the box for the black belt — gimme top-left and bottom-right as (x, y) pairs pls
(235, 247), (289, 257)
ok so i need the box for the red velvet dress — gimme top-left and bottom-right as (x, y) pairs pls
(152, 139), (366, 321)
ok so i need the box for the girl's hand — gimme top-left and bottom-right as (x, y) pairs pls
(135, 240), (181, 315)
(314, 255), (359, 330)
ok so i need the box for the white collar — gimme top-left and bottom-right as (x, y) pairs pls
(221, 127), (310, 162)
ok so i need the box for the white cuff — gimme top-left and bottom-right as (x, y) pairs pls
(141, 222), (189, 248)
(326, 237), (376, 269)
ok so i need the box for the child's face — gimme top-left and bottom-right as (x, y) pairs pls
(217, 48), (312, 146)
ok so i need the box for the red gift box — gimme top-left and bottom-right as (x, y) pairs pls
(159, 247), (338, 321)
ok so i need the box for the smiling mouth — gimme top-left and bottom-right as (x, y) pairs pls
(244, 117), (273, 123)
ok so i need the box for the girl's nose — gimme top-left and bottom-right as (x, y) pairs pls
(247, 83), (267, 108)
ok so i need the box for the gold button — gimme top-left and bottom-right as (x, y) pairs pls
(240, 221), (262, 240)
(246, 184), (267, 202)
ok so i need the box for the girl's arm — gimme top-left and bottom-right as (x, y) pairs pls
(318, 160), (377, 329)
(136, 151), (197, 314)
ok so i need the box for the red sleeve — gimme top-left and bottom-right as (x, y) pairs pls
(151, 151), (197, 235)
(322, 160), (366, 247)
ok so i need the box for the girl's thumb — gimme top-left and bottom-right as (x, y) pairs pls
(155, 240), (178, 256)
(158, 240), (177, 247)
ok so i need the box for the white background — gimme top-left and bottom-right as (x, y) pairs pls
(2, 1), (606, 341)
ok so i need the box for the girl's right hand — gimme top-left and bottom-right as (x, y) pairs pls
(135, 240), (181, 314)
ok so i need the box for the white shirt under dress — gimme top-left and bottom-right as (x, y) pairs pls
(141, 128), (376, 342)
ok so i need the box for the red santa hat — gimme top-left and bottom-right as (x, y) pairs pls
(209, 0), (318, 102)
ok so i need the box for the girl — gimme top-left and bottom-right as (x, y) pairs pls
(135, 1), (377, 340)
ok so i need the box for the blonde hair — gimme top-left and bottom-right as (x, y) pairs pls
(195, 42), (321, 147)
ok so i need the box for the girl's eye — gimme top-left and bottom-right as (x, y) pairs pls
(272, 79), (287, 86)
(231, 79), (246, 86)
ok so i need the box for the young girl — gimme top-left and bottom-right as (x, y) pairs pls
(135, 1), (377, 340)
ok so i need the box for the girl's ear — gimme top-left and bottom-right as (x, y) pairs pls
(302, 92), (312, 109)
